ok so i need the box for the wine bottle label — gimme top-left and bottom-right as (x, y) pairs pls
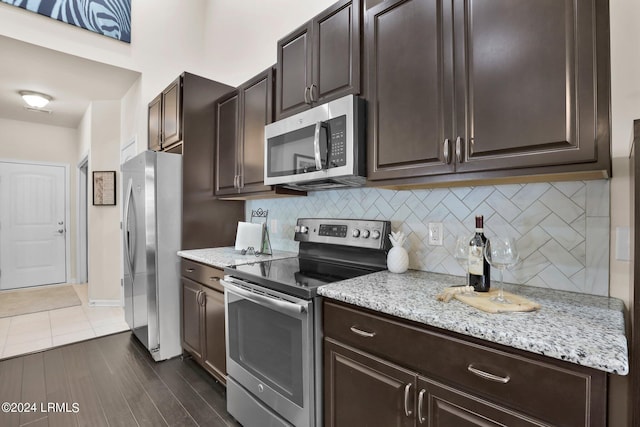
(468, 245), (484, 275)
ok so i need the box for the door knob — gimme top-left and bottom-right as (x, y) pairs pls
(57, 229), (65, 234)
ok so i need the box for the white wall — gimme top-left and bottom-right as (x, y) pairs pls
(86, 100), (122, 303)
(203, 0), (336, 85)
(0, 117), (78, 283)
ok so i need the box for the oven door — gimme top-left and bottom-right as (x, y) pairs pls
(222, 277), (314, 427)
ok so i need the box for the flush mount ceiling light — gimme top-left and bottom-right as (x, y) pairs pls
(19, 90), (52, 109)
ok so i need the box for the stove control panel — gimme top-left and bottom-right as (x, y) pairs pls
(294, 218), (391, 250)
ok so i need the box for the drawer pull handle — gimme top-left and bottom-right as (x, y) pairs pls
(403, 383), (413, 416)
(349, 326), (376, 338)
(185, 268), (195, 273)
(209, 277), (220, 281)
(467, 364), (510, 384)
(417, 389), (426, 424)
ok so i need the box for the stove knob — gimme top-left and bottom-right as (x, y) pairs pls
(371, 230), (381, 239)
(352, 229), (360, 238)
(299, 225), (309, 234)
(362, 230), (370, 238)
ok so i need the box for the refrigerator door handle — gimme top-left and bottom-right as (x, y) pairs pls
(124, 180), (137, 276)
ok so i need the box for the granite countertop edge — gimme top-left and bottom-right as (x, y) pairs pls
(317, 269), (629, 376)
(177, 247), (298, 269)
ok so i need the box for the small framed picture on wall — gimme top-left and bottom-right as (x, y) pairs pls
(93, 171), (116, 206)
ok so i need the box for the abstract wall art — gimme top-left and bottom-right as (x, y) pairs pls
(0, 0), (131, 43)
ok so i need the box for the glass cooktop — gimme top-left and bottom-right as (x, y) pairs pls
(227, 257), (381, 299)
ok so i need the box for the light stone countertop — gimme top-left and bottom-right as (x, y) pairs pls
(177, 247), (297, 269)
(318, 269), (629, 375)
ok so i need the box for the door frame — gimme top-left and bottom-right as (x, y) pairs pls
(76, 153), (89, 284)
(0, 158), (71, 285)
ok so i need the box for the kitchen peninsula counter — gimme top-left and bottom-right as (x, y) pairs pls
(177, 247), (297, 269)
(318, 269), (628, 375)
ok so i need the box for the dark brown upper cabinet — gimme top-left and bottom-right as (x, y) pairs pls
(215, 69), (272, 197)
(215, 90), (240, 196)
(216, 68), (303, 199)
(366, 0), (610, 185)
(148, 94), (162, 151)
(276, 0), (361, 120)
(148, 76), (182, 152)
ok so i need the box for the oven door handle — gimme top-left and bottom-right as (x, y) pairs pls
(221, 280), (307, 316)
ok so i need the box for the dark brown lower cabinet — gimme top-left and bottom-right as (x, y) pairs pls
(323, 300), (607, 427)
(324, 339), (545, 427)
(180, 259), (226, 384)
(324, 338), (415, 427)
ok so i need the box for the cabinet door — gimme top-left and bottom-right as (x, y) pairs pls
(238, 69), (273, 194)
(454, 0), (600, 173)
(181, 278), (203, 360)
(202, 286), (226, 384)
(417, 377), (549, 427)
(215, 92), (240, 196)
(161, 77), (182, 148)
(366, 0), (455, 181)
(276, 23), (313, 119)
(324, 338), (415, 427)
(312, 0), (360, 104)
(148, 94), (162, 151)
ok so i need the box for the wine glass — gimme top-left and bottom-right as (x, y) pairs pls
(484, 237), (519, 304)
(453, 235), (470, 272)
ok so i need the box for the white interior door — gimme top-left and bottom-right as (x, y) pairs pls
(0, 161), (67, 290)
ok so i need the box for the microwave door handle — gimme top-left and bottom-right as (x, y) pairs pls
(313, 122), (328, 171)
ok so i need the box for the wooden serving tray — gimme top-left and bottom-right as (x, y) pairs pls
(455, 290), (541, 313)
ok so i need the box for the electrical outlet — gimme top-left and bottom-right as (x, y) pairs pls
(428, 222), (443, 246)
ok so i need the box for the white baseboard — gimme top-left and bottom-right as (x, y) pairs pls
(89, 299), (123, 307)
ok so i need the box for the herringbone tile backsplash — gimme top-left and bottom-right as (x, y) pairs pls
(247, 180), (610, 296)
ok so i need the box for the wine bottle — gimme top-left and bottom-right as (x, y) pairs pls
(468, 215), (490, 292)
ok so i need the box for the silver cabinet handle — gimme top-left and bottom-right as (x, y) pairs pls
(349, 326), (376, 338)
(455, 136), (463, 163)
(310, 83), (317, 102)
(443, 138), (451, 164)
(304, 86), (311, 104)
(417, 389), (426, 424)
(239, 174), (244, 189)
(467, 364), (510, 384)
(209, 276), (220, 281)
(185, 268), (195, 273)
(196, 290), (202, 306)
(403, 383), (413, 416)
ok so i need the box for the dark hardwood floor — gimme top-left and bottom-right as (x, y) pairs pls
(0, 332), (240, 427)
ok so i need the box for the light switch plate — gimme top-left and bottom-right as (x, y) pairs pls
(428, 222), (443, 246)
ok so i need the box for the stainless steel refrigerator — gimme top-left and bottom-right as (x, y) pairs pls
(122, 150), (182, 361)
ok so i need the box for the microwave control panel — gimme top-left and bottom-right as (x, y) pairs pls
(327, 115), (347, 168)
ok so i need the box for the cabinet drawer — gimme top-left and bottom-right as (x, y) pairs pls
(323, 301), (605, 427)
(181, 259), (224, 292)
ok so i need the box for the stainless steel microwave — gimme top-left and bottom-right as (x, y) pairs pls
(264, 94), (366, 190)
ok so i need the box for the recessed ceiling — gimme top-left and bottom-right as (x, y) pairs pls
(0, 35), (140, 128)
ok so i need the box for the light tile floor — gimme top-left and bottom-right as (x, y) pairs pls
(0, 283), (129, 359)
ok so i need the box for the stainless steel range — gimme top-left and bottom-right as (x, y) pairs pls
(221, 218), (391, 427)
